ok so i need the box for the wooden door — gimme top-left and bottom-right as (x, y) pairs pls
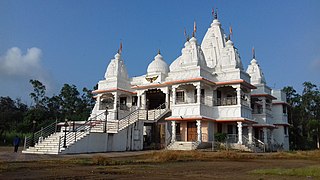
(187, 122), (197, 141)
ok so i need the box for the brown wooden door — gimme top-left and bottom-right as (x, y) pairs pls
(187, 122), (197, 141)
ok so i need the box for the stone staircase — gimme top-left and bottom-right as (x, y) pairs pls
(23, 105), (171, 154)
(166, 141), (200, 150)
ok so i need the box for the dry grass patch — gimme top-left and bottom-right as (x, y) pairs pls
(270, 150), (320, 160)
(251, 165), (320, 177)
(0, 161), (8, 172)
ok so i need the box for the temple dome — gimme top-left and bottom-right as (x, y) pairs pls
(246, 58), (266, 84)
(105, 53), (129, 79)
(147, 52), (169, 75)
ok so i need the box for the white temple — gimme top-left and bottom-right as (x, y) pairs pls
(23, 12), (289, 154)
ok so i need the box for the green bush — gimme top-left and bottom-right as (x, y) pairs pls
(1, 131), (30, 146)
(215, 133), (227, 142)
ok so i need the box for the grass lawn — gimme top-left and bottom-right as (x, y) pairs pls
(1, 150), (320, 179)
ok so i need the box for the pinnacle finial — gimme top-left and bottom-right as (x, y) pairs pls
(214, 8), (218, 19)
(252, 47), (256, 59)
(158, 49), (161, 55)
(118, 41), (123, 54)
(227, 34), (231, 41)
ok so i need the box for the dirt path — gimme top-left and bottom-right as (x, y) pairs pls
(1, 147), (319, 179)
(0, 146), (154, 162)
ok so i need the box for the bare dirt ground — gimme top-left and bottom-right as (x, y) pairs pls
(0, 147), (319, 180)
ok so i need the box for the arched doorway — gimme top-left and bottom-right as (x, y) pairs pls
(146, 89), (165, 110)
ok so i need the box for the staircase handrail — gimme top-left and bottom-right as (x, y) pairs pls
(242, 135), (255, 151)
(116, 109), (141, 132)
(23, 120), (59, 150)
(58, 110), (107, 151)
(146, 102), (169, 121)
(252, 136), (266, 152)
(88, 111), (107, 121)
(115, 102), (169, 132)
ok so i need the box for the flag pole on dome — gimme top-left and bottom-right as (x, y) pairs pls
(212, 8), (214, 18)
(252, 47), (255, 59)
(192, 21), (197, 37)
(214, 8), (218, 19)
(184, 27), (187, 41)
(229, 25), (233, 40)
(118, 41), (123, 54)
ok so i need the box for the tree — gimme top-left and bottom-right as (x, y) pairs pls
(283, 82), (320, 150)
(29, 79), (47, 108)
(59, 84), (82, 120)
(0, 96), (28, 140)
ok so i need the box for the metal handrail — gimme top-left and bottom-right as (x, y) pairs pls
(242, 135), (256, 151)
(214, 97), (237, 106)
(24, 120), (58, 150)
(252, 136), (266, 152)
(58, 111), (107, 151)
(88, 111), (107, 121)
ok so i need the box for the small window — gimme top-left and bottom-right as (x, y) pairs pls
(119, 97), (128, 110)
(132, 96), (138, 106)
(176, 123), (181, 135)
(176, 91), (184, 103)
(283, 105), (287, 114)
(284, 126), (288, 135)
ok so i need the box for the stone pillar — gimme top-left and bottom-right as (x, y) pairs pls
(270, 129), (274, 145)
(166, 87), (170, 108)
(236, 87), (241, 105)
(137, 94), (141, 108)
(197, 85), (201, 104)
(248, 125), (253, 145)
(171, 121), (176, 142)
(262, 98), (266, 114)
(263, 127), (268, 145)
(196, 120), (202, 142)
(172, 87), (176, 105)
(141, 92), (146, 109)
(212, 122), (215, 143)
(237, 122), (243, 144)
(113, 91), (118, 110)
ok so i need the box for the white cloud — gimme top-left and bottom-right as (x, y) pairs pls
(0, 47), (42, 77)
(0, 47), (56, 102)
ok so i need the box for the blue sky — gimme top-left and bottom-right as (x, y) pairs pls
(0, 0), (319, 104)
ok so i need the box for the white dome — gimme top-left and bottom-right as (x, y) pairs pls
(147, 53), (169, 75)
(105, 53), (129, 79)
(226, 39), (234, 46)
(246, 58), (266, 84)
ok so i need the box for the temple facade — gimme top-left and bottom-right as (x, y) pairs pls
(22, 13), (289, 154)
(89, 14), (289, 152)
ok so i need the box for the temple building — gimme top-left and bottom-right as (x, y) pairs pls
(23, 12), (289, 154)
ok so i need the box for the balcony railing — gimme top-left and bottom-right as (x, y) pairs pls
(214, 97), (237, 106)
(252, 108), (263, 114)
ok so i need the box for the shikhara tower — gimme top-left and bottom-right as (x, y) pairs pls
(23, 11), (289, 154)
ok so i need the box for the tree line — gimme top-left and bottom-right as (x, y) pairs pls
(0, 79), (96, 144)
(283, 82), (320, 150)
